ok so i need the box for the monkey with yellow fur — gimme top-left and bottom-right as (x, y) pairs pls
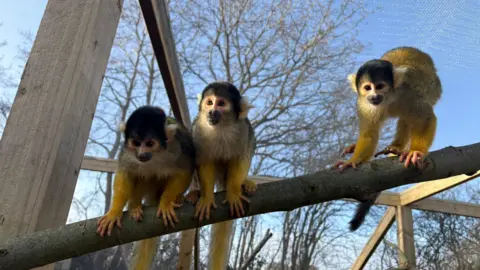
(333, 46), (442, 231)
(189, 81), (256, 270)
(96, 105), (195, 270)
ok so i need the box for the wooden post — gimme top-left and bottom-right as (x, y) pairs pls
(396, 206), (416, 268)
(0, 0), (123, 267)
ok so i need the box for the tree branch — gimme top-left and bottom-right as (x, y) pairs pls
(1, 143), (480, 269)
(240, 229), (274, 270)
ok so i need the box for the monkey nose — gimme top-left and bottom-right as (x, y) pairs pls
(208, 110), (221, 125)
(368, 95), (383, 105)
(137, 152), (152, 162)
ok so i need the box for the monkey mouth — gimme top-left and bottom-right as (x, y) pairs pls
(207, 116), (221, 125)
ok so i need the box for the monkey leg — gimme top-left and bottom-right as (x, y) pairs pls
(128, 188), (144, 222)
(157, 171), (192, 227)
(400, 112), (437, 168)
(97, 171), (133, 237)
(195, 162), (217, 221)
(225, 158), (251, 217)
(375, 118), (411, 157)
(185, 189), (200, 204)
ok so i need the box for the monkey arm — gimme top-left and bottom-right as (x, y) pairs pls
(375, 118), (411, 157)
(157, 170), (192, 227)
(97, 170), (134, 236)
(225, 157), (252, 217)
(128, 186), (144, 221)
(350, 120), (381, 164)
(195, 162), (217, 221)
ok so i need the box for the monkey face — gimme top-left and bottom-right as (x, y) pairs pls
(126, 137), (163, 162)
(201, 93), (235, 126)
(358, 80), (391, 106)
(122, 106), (169, 163)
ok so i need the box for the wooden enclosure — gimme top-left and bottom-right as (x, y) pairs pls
(0, 0), (479, 269)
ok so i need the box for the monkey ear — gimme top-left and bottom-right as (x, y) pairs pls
(165, 124), (178, 142)
(393, 66), (408, 88)
(196, 93), (203, 105)
(347, 74), (357, 92)
(117, 121), (126, 132)
(238, 97), (254, 120)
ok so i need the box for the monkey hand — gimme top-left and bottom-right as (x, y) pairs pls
(333, 158), (359, 172)
(97, 210), (123, 237)
(242, 179), (257, 195)
(341, 144), (356, 157)
(399, 150), (425, 169)
(157, 200), (182, 228)
(374, 145), (403, 157)
(129, 205), (144, 222)
(195, 196), (217, 221)
(185, 189), (201, 204)
(223, 190), (250, 218)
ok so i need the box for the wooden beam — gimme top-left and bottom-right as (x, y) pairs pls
(396, 206), (416, 268)
(139, 0), (190, 125)
(138, 0), (195, 268)
(351, 207), (396, 270)
(0, 0), (123, 268)
(400, 171), (480, 205)
(0, 0), (122, 242)
(411, 197), (480, 218)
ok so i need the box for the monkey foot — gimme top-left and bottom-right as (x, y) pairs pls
(129, 206), (143, 222)
(399, 150), (425, 168)
(157, 200), (182, 228)
(195, 196), (217, 222)
(185, 189), (201, 204)
(341, 144), (356, 157)
(242, 179), (257, 195)
(333, 159), (357, 172)
(374, 146), (403, 157)
(97, 211), (123, 237)
(223, 192), (250, 218)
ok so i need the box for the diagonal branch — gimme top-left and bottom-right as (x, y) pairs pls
(1, 143), (480, 269)
(240, 229), (274, 270)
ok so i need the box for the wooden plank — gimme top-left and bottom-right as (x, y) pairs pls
(351, 207), (396, 270)
(396, 206), (416, 268)
(400, 171), (480, 205)
(411, 197), (480, 218)
(0, 0), (122, 239)
(0, 1), (123, 269)
(139, 0), (190, 125)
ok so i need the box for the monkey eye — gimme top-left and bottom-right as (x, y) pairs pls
(376, 83), (384, 90)
(132, 140), (141, 147)
(206, 99), (213, 106)
(145, 140), (155, 147)
(364, 85), (371, 91)
(217, 100), (225, 107)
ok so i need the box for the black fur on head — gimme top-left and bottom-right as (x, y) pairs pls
(356, 59), (394, 90)
(200, 81), (242, 119)
(124, 105), (168, 148)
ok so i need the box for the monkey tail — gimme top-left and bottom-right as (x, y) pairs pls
(209, 220), (234, 270)
(130, 237), (159, 270)
(349, 192), (380, 232)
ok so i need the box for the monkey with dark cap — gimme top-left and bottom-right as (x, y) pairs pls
(96, 105), (195, 270)
(188, 81), (256, 270)
(334, 47), (442, 231)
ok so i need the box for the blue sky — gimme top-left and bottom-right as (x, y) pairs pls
(2, 0), (480, 152)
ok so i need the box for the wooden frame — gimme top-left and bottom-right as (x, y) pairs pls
(1, 0), (479, 269)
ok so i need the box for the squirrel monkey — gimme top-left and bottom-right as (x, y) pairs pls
(96, 106), (195, 270)
(334, 46), (442, 231)
(190, 81), (256, 270)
